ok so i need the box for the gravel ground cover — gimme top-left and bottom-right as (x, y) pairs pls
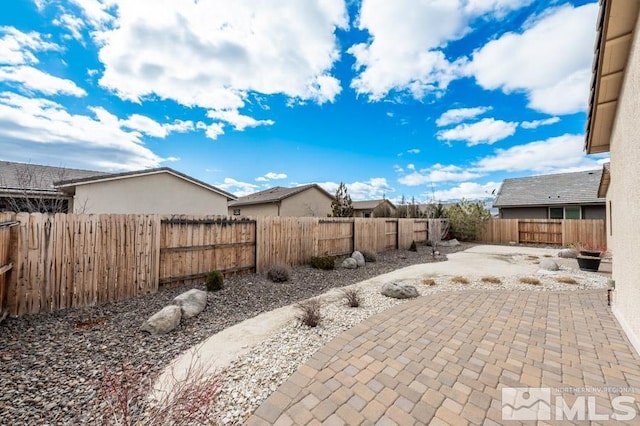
(0, 244), (466, 425)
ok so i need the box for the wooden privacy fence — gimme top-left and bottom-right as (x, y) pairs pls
(480, 219), (606, 246)
(0, 214), (439, 317)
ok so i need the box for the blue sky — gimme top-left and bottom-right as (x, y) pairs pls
(0, 0), (608, 202)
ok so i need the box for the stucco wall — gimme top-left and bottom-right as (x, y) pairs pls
(499, 207), (547, 219)
(609, 13), (640, 353)
(73, 172), (229, 215)
(280, 187), (332, 217)
(228, 203), (278, 217)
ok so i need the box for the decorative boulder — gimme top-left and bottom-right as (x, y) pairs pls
(351, 251), (366, 267)
(141, 305), (182, 334)
(439, 239), (460, 247)
(341, 257), (358, 269)
(539, 258), (559, 271)
(173, 289), (207, 319)
(558, 248), (578, 259)
(381, 282), (419, 299)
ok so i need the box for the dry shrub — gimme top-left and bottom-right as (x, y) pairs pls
(341, 288), (361, 308)
(556, 277), (578, 285)
(481, 276), (501, 284)
(98, 357), (220, 425)
(409, 241), (417, 252)
(527, 255), (539, 260)
(451, 276), (470, 285)
(542, 254), (552, 258)
(296, 299), (322, 327)
(267, 265), (291, 283)
(310, 256), (335, 270)
(422, 278), (436, 286)
(519, 277), (541, 285)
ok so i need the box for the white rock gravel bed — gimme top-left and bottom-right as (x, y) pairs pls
(211, 265), (609, 425)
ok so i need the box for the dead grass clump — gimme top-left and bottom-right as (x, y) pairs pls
(422, 278), (436, 286)
(481, 276), (501, 284)
(451, 276), (470, 285)
(527, 255), (539, 260)
(519, 277), (541, 285)
(341, 288), (361, 308)
(296, 299), (322, 327)
(556, 277), (579, 285)
(542, 254), (552, 258)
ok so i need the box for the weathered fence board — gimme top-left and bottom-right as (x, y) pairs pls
(5, 213), (160, 317)
(481, 218), (606, 247)
(159, 216), (256, 287)
(0, 213), (17, 320)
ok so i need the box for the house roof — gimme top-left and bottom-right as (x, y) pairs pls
(493, 169), (606, 208)
(352, 199), (396, 210)
(228, 184), (333, 207)
(0, 161), (106, 195)
(56, 167), (237, 200)
(598, 162), (611, 198)
(585, 0), (640, 154)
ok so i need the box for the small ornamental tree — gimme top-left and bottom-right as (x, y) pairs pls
(444, 200), (491, 241)
(331, 182), (354, 217)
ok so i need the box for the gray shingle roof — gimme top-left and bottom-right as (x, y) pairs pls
(229, 184), (333, 207)
(493, 169), (605, 208)
(352, 199), (396, 210)
(56, 167), (236, 200)
(0, 161), (105, 194)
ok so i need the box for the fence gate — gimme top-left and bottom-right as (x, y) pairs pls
(385, 220), (398, 250)
(518, 220), (562, 245)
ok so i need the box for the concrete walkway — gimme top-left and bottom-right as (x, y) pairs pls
(247, 290), (640, 425)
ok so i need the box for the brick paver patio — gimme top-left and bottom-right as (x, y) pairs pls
(246, 290), (640, 425)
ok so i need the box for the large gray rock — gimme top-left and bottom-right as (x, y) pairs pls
(381, 282), (419, 299)
(539, 258), (559, 271)
(341, 257), (358, 269)
(141, 305), (182, 334)
(558, 248), (578, 259)
(439, 239), (460, 247)
(351, 251), (366, 267)
(173, 289), (207, 319)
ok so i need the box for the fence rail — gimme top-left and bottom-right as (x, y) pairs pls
(0, 214), (441, 317)
(480, 219), (606, 247)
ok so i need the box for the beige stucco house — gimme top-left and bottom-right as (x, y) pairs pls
(228, 184), (333, 217)
(352, 199), (397, 218)
(586, 0), (640, 353)
(57, 168), (236, 215)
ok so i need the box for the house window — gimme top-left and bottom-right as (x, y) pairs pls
(549, 207), (581, 219)
(364, 212), (371, 218)
(233, 209), (240, 216)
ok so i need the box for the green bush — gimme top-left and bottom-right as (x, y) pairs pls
(444, 200), (491, 241)
(267, 265), (291, 283)
(310, 256), (335, 270)
(205, 270), (224, 292)
(409, 241), (417, 252)
(361, 250), (377, 262)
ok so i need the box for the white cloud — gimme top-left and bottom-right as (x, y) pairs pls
(216, 177), (259, 197)
(74, 0), (347, 133)
(398, 164), (483, 186)
(255, 172), (287, 182)
(0, 65), (87, 96)
(474, 133), (608, 173)
(437, 117), (517, 146)
(520, 116), (560, 129)
(431, 181), (500, 201)
(348, 0), (532, 101)
(0, 26), (60, 65)
(407, 148), (420, 154)
(0, 92), (165, 170)
(436, 106), (491, 127)
(206, 109), (274, 131)
(53, 13), (86, 42)
(121, 114), (194, 138)
(318, 177), (393, 201)
(466, 3), (598, 114)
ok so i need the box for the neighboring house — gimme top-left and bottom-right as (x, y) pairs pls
(352, 199), (397, 218)
(0, 161), (106, 213)
(492, 170), (606, 220)
(585, 0), (640, 352)
(57, 168), (235, 215)
(228, 184), (334, 217)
